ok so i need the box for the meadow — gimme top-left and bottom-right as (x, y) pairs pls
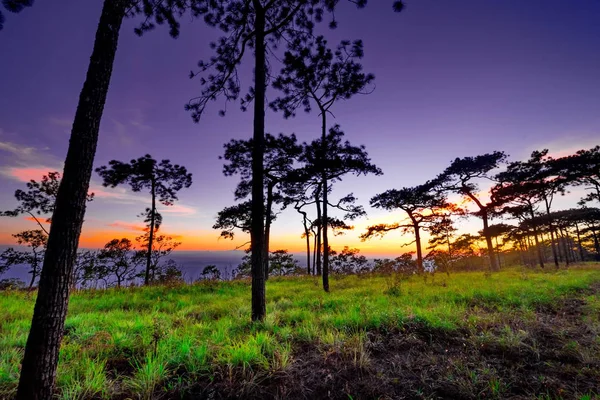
(1, 266), (600, 399)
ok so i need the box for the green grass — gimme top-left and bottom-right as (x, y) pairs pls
(1, 265), (599, 398)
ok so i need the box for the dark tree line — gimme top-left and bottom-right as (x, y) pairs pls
(363, 147), (600, 273)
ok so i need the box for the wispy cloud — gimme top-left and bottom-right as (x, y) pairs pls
(528, 133), (599, 159)
(1, 166), (59, 182)
(48, 117), (73, 128)
(89, 184), (146, 205)
(161, 203), (197, 216)
(0, 141), (36, 158)
(107, 221), (146, 232)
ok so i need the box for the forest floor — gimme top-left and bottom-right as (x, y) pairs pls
(1, 264), (600, 399)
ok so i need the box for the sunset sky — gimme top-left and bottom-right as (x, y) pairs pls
(0, 0), (599, 257)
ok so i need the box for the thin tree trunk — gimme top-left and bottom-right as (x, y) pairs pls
(528, 209), (545, 269)
(411, 216), (424, 274)
(543, 198), (559, 268)
(301, 213), (311, 275)
(321, 111), (329, 292)
(315, 184), (322, 276)
(560, 228), (571, 266)
(250, 1), (266, 322)
(145, 179), (156, 285)
(575, 222), (585, 262)
(494, 236), (502, 269)
(481, 210), (499, 271)
(590, 226), (600, 257)
(264, 183), (274, 280)
(16, 1), (126, 398)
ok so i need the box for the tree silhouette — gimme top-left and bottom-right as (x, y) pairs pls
(1, 171), (94, 235)
(183, 0), (402, 320)
(299, 125), (381, 290)
(556, 146), (600, 206)
(0, 0), (34, 31)
(14, 1), (200, 396)
(135, 231), (181, 283)
(16, 1), (130, 396)
(220, 133), (302, 278)
(97, 238), (139, 288)
(96, 154), (192, 285)
(271, 36), (374, 292)
(494, 149), (567, 268)
(12, 230), (47, 289)
(363, 183), (452, 273)
(434, 151), (507, 271)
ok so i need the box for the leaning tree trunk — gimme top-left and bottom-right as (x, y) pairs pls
(321, 112), (330, 292)
(480, 210), (500, 271)
(411, 217), (424, 274)
(250, 1), (266, 322)
(16, 1), (127, 398)
(145, 179), (156, 285)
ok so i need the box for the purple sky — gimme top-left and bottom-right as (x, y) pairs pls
(0, 0), (599, 255)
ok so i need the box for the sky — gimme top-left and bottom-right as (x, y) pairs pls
(0, 0), (599, 257)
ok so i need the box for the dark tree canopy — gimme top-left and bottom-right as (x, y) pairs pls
(96, 154), (191, 285)
(435, 151), (507, 271)
(300, 124), (382, 183)
(270, 36), (374, 118)
(96, 154), (192, 206)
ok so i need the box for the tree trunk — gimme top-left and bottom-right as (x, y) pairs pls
(264, 182), (274, 280)
(28, 270), (36, 290)
(560, 228), (571, 266)
(543, 202), (559, 268)
(315, 184), (322, 276)
(145, 179), (156, 285)
(301, 213), (311, 275)
(250, 1), (266, 322)
(411, 216), (424, 274)
(481, 210), (499, 271)
(529, 209), (545, 269)
(16, 1), (126, 398)
(574, 222), (585, 262)
(321, 111), (329, 292)
(494, 236), (502, 269)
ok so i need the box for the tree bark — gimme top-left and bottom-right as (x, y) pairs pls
(250, 0), (266, 321)
(16, 1), (126, 398)
(321, 111), (329, 292)
(145, 178), (156, 285)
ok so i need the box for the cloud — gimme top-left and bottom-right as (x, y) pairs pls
(161, 203), (197, 216)
(0, 141), (35, 158)
(89, 184), (146, 205)
(529, 133), (599, 159)
(1, 167), (59, 182)
(48, 117), (73, 128)
(107, 221), (146, 232)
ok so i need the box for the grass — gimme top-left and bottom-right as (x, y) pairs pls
(0, 265), (599, 399)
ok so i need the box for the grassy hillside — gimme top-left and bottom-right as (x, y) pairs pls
(1, 266), (600, 399)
